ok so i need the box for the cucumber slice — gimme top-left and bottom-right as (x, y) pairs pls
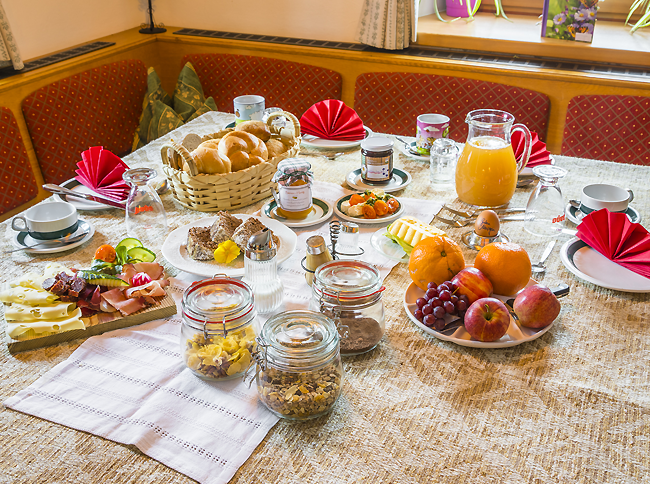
(115, 238), (143, 252)
(127, 247), (156, 262)
(78, 271), (129, 287)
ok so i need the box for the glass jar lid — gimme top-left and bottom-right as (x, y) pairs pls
(182, 276), (255, 332)
(260, 310), (339, 370)
(313, 260), (382, 300)
(360, 136), (393, 152)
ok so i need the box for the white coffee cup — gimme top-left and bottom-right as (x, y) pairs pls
(11, 201), (78, 240)
(580, 184), (634, 214)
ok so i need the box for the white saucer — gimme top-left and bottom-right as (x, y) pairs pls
(260, 198), (334, 228)
(397, 139), (430, 162)
(565, 203), (642, 226)
(300, 126), (372, 150)
(560, 237), (650, 293)
(334, 194), (404, 225)
(53, 178), (125, 211)
(370, 228), (409, 262)
(11, 219), (95, 254)
(345, 168), (412, 193)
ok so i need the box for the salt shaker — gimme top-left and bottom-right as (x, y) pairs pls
(241, 229), (283, 314)
(336, 222), (363, 259)
(304, 235), (333, 286)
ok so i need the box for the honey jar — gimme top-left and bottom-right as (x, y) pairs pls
(272, 158), (314, 219)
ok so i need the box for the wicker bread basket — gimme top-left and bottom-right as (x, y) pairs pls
(161, 111), (301, 212)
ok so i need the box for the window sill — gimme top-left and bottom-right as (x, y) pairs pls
(416, 12), (650, 69)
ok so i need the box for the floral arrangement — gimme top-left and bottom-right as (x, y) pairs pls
(543, 0), (598, 42)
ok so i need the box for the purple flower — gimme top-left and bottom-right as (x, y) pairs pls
(585, 7), (597, 20)
(554, 13), (567, 25)
(574, 9), (588, 22)
(578, 22), (594, 35)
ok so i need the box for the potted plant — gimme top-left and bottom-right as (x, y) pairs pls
(627, 0), (650, 32)
(433, 0), (509, 22)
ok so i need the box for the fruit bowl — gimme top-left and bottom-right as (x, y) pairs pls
(403, 277), (557, 348)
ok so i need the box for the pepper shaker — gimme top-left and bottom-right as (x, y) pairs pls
(304, 235), (333, 286)
(241, 229), (283, 314)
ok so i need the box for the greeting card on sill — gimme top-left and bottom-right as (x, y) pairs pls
(542, 0), (598, 44)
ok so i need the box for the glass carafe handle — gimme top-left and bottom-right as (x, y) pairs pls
(511, 124), (532, 173)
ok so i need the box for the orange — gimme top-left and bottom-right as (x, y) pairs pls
(474, 242), (531, 296)
(408, 236), (466, 290)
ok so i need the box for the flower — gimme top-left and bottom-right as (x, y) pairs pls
(574, 9), (588, 22)
(578, 22), (594, 35)
(585, 7), (597, 20)
(214, 240), (241, 264)
(554, 13), (567, 25)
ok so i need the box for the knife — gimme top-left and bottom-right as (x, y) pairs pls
(43, 184), (126, 210)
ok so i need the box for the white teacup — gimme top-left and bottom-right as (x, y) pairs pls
(580, 184), (634, 214)
(11, 202), (78, 240)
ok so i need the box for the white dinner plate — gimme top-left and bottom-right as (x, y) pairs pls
(260, 198), (333, 228)
(11, 219), (95, 254)
(300, 126), (372, 150)
(161, 215), (297, 278)
(345, 168), (412, 193)
(334, 194), (404, 225)
(564, 203), (642, 226)
(560, 237), (650, 293)
(403, 277), (556, 348)
(53, 178), (125, 211)
(370, 227), (409, 263)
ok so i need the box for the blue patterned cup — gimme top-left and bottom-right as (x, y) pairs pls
(233, 95), (265, 125)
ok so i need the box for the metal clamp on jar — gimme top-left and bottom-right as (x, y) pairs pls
(309, 260), (385, 355)
(254, 310), (343, 420)
(181, 276), (258, 380)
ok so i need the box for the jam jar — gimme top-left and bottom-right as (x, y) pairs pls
(181, 276), (258, 380)
(360, 136), (394, 183)
(309, 260), (385, 355)
(255, 310), (343, 420)
(271, 158), (314, 219)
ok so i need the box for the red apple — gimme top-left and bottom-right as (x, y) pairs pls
(452, 267), (493, 304)
(464, 297), (510, 342)
(513, 284), (560, 329)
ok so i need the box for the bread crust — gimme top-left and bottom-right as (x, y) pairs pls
(235, 120), (271, 142)
(188, 139), (231, 174)
(218, 131), (269, 172)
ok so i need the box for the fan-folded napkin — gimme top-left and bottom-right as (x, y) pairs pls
(75, 146), (130, 201)
(300, 100), (365, 141)
(512, 131), (552, 168)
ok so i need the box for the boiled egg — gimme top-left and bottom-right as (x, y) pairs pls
(474, 210), (500, 237)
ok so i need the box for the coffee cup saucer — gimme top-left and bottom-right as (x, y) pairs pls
(565, 203), (641, 226)
(11, 219), (95, 254)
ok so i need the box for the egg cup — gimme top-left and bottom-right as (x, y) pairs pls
(461, 230), (510, 251)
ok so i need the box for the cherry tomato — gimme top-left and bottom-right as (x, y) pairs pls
(362, 204), (377, 219)
(94, 244), (117, 263)
(349, 194), (365, 206)
(386, 198), (400, 214)
(363, 190), (377, 201)
(374, 199), (389, 216)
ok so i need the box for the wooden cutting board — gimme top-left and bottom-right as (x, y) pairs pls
(4, 293), (177, 353)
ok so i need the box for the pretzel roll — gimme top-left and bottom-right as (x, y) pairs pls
(235, 120), (271, 142)
(265, 138), (288, 159)
(188, 139), (231, 174)
(218, 131), (269, 172)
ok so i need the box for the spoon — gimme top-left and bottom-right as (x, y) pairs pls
(5, 231), (89, 253)
(531, 240), (556, 273)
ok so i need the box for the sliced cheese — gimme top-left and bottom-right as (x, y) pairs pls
(6, 308), (85, 339)
(388, 216), (445, 248)
(5, 301), (77, 322)
(0, 286), (58, 305)
(9, 272), (47, 291)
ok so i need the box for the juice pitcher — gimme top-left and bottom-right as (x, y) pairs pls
(455, 109), (532, 207)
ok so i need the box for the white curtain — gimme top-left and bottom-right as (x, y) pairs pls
(357, 0), (418, 50)
(0, 0), (23, 70)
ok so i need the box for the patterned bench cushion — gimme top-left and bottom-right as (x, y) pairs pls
(562, 95), (650, 165)
(22, 60), (147, 185)
(0, 108), (38, 216)
(354, 72), (550, 141)
(181, 54), (342, 117)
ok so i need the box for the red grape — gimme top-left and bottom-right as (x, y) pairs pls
(450, 295), (459, 304)
(427, 282), (438, 289)
(444, 301), (455, 314)
(431, 297), (443, 307)
(456, 300), (467, 311)
(433, 306), (446, 319)
(414, 309), (424, 321)
(439, 290), (451, 301)
(434, 318), (446, 330)
(437, 284), (449, 292)
(422, 304), (434, 316)
(449, 282), (458, 291)
(423, 314), (436, 327)
(416, 298), (427, 309)
(425, 288), (438, 300)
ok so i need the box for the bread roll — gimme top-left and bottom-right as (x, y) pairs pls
(218, 131), (269, 172)
(266, 138), (288, 159)
(235, 120), (271, 142)
(188, 139), (231, 174)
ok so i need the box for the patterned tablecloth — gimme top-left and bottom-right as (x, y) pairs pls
(1, 111), (649, 483)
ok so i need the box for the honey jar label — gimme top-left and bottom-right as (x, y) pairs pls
(279, 186), (312, 211)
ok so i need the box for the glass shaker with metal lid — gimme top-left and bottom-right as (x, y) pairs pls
(309, 260), (385, 356)
(241, 229), (283, 314)
(255, 310), (343, 420)
(181, 276), (258, 380)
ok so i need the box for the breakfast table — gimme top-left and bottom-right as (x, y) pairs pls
(1, 111), (649, 483)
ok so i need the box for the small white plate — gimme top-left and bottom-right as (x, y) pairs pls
(161, 214), (297, 278)
(11, 219), (95, 254)
(345, 168), (412, 193)
(565, 203), (642, 226)
(300, 126), (372, 150)
(403, 278), (556, 348)
(53, 178), (125, 211)
(260, 198), (334, 228)
(520, 156), (556, 178)
(334, 194), (404, 225)
(560, 237), (650, 293)
(370, 228), (409, 262)
(397, 139), (430, 162)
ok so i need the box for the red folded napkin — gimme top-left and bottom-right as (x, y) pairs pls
(577, 208), (650, 279)
(511, 131), (551, 168)
(75, 146), (130, 201)
(300, 100), (365, 141)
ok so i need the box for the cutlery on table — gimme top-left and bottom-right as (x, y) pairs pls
(43, 184), (126, 210)
(516, 178), (537, 188)
(4, 232), (89, 253)
(531, 240), (556, 274)
(435, 214), (525, 228)
(299, 150), (345, 161)
(440, 205), (526, 219)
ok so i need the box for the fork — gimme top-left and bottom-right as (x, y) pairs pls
(435, 214), (525, 228)
(440, 205), (526, 219)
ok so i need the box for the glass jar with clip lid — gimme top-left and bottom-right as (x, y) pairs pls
(181, 275), (258, 380)
(253, 310), (343, 420)
(309, 260), (385, 356)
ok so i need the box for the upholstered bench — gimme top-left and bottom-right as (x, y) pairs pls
(181, 54), (342, 117)
(354, 72), (550, 142)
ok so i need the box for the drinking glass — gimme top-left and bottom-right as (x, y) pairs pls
(524, 165), (568, 237)
(123, 168), (168, 247)
(430, 138), (459, 186)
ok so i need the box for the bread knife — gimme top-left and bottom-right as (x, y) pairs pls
(43, 184), (126, 210)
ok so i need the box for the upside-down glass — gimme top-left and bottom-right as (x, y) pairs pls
(524, 165), (569, 237)
(430, 138), (459, 185)
(123, 168), (168, 247)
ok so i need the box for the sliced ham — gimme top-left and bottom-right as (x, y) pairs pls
(125, 280), (167, 299)
(133, 262), (164, 281)
(101, 289), (148, 316)
(119, 264), (137, 284)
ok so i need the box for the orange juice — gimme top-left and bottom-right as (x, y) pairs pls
(455, 136), (518, 207)
(277, 179), (313, 219)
